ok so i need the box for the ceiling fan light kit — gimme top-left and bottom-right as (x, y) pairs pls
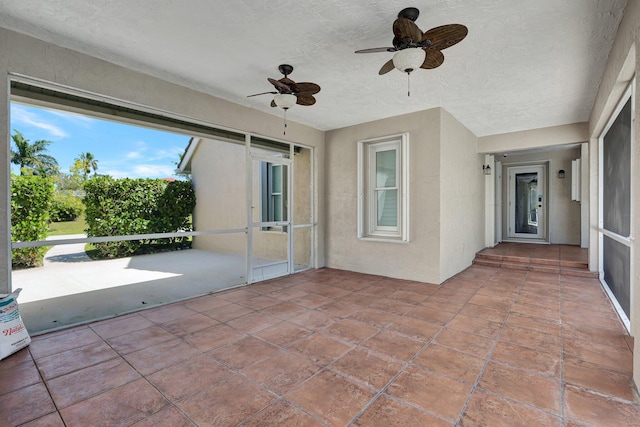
(392, 47), (426, 73)
(273, 93), (297, 110)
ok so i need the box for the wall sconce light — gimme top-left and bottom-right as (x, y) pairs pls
(483, 164), (491, 175)
(558, 169), (565, 179)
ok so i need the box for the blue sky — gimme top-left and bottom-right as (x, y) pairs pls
(10, 103), (191, 179)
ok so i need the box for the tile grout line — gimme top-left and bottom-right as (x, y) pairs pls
(144, 279), (356, 426)
(269, 279), (419, 426)
(179, 304), (331, 426)
(344, 268), (499, 426)
(559, 259), (566, 423)
(224, 277), (376, 427)
(26, 347), (69, 427)
(255, 274), (420, 426)
(98, 326), (204, 427)
(453, 267), (528, 426)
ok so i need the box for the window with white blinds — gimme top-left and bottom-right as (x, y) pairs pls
(260, 162), (288, 230)
(358, 134), (409, 241)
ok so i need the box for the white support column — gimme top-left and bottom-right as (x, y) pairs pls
(1, 79), (10, 294)
(484, 154), (495, 247)
(580, 142), (589, 248)
(588, 136), (599, 272)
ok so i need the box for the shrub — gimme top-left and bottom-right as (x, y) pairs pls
(50, 191), (84, 222)
(83, 177), (195, 258)
(11, 175), (54, 268)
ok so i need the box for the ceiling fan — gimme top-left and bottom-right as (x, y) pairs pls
(355, 7), (467, 93)
(247, 64), (320, 135)
(247, 64), (321, 109)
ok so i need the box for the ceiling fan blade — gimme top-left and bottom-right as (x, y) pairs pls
(279, 77), (295, 85)
(296, 95), (316, 106)
(268, 77), (292, 93)
(247, 91), (277, 98)
(293, 82), (321, 95)
(270, 99), (277, 108)
(393, 17), (422, 43)
(378, 59), (395, 75)
(421, 49), (444, 69)
(355, 47), (396, 53)
(421, 24), (468, 50)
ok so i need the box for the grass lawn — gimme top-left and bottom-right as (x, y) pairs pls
(48, 214), (193, 260)
(48, 213), (87, 236)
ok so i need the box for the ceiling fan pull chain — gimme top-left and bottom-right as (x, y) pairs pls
(407, 72), (411, 97)
(283, 108), (288, 135)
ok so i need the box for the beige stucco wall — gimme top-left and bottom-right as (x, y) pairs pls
(0, 27), (326, 293)
(587, 0), (639, 389)
(439, 109), (485, 282)
(477, 123), (589, 153)
(190, 139), (246, 255)
(499, 147), (582, 244)
(325, 109), (442, 283)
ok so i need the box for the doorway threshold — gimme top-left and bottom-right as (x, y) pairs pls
(502, 238), (549, 245)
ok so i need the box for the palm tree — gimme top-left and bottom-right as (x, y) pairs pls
(75, 152), (99, 180)
(10, 130), (59, 176)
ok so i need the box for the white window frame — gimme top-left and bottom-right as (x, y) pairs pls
(259, 161), (288, 232)
(357, 133), (409, 242)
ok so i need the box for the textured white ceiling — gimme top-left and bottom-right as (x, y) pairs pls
(0, 0), (627, 136)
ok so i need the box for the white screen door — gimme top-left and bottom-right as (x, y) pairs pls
(507, 165), (546, 239)
(247, 151), (292, 283)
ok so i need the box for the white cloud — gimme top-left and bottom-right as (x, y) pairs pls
(103, 164), (176, 179)
(150, 146), (184, 161)
(120, 146), (182, 162)
(125, 141), (148, 159)
(11, 105), (68, 139)
(102, 169), (129, 179)
(126, 151), (142, 159)
(133, 164), (176, 178)
(48, 110), (96, 128)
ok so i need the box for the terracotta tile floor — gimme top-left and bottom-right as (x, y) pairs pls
(2, 265), (639, 426)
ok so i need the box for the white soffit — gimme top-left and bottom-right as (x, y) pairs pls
(0, 0), (627, 136)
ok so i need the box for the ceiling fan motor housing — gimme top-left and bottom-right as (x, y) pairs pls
(278, 64), (294, 77)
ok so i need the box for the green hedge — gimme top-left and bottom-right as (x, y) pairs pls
(50, 192), (84, 222)
(83, 177), (196, 258)
(11, 175), (54, 268)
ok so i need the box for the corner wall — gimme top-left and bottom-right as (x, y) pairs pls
(478, 123), (589, 153)
(0, 27), (326, 293)
(325, 107), (485, 284)
(439, 109), (485, 282)
(325, 109), (442, 283)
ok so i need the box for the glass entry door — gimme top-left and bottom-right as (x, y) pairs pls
(248, 151), (292, 283)
(507, 165), (546, 239)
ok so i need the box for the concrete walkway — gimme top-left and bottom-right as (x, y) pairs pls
(43, 234), (90, 265)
